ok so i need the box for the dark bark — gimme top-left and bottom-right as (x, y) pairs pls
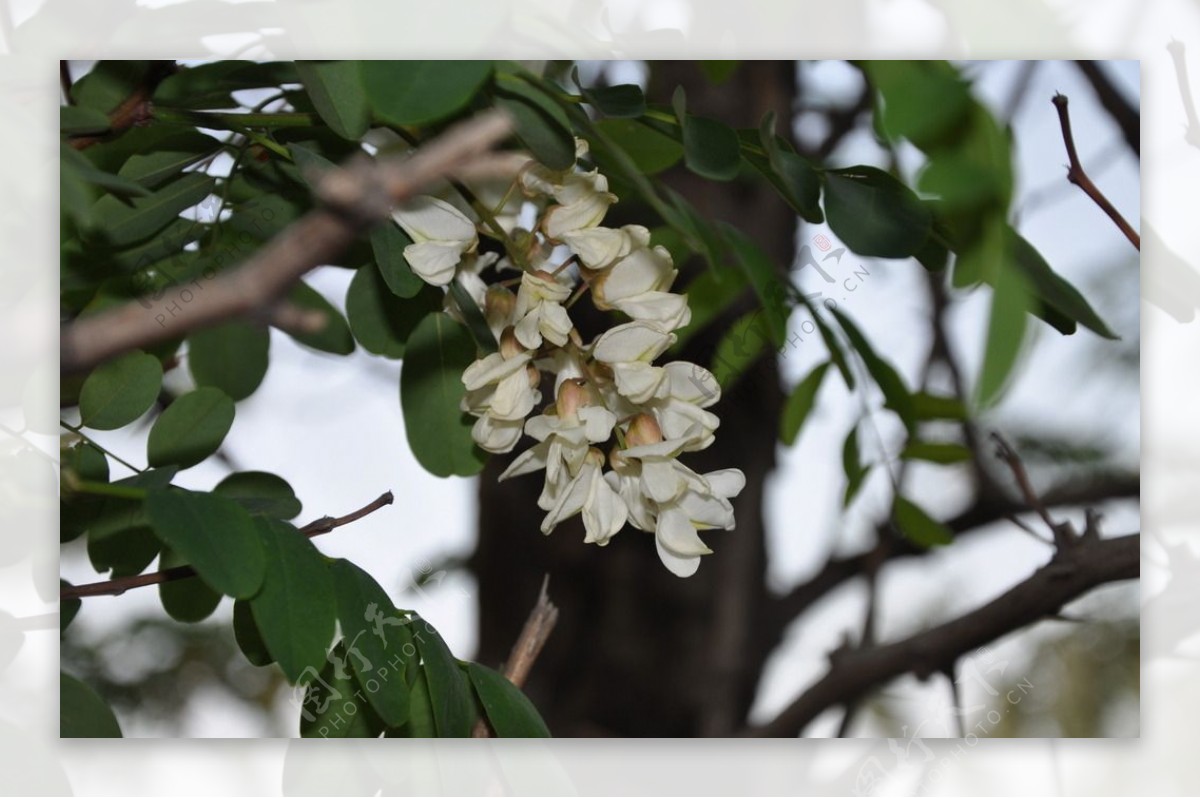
(473, 61), (797, 737)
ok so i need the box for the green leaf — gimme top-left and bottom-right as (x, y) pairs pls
(116, 131), (222, 188)
(78, 351), (163, 430)
(571, 67), (645, 118)
(592, 118), (683, 175)
(780, 362), (830, 445)
(722, 225), (790, 345)
(711, 312), (771, 391)
(147, 387), (235, 469)
(400, 313), (488, 478)
(249, 519), (337, 684)
(467, 662), (551, 738)
(71, 60), (150, 112)
(90, 173), (216, 247)
(214, 471), (302, 520)
(299, 641), (386, 738)
(683, 116), (741, 180)
(61, 105), (111, 135)
(823, 166), (931, 258)
(749, 114), (823, 223)
(448, 280), (498, 355)
(893, 496), (953, 547)
(1009, 230), (1117, 340)
(87, 524), (159, 578)
(411, 616), (476, 737)
(61, 443), (108, 543)
(391, 661), (437, 737)
(900, 441), (973, 464)
(842, 424), (870, 508)
(153, 61), (298, 109)
(296, 61), (371, 141)
(330, 559), (413, 727)
(699, 61), (740, 84)
(912, 392), (968, 421)
(669, 261), (748, 352)
(233, 600), (273, 667)
(977, 260), (1031, 409)
(145, 488), (266, 599)
(60, 673), (122, 737)
(831, 308), (915, 432)
(279, 280), (356, 355)
(61, 582), (81, 632)
(862, 61), (972, 150)
(495, 76), (575, 170)
(187, 321), (270, 402)
(346, 264), (443, 358)
(158, 547), (222, 623)
(361, 61), (493, 127)
(370, 222), (424, 299)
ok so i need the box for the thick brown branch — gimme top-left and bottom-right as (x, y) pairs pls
(748, 532), (1139, 737)
(60, 110), (514, 374)
(1051, 93), (1140, 250)
(60, 491), (394, 601)
(472, 576), (559, 737)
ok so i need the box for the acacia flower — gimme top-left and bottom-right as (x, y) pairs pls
(392, 195), (478, 286)
(460, 329), (541, 453)
(591, 321), (676, 404)
(513, 270), (574, 350)
(591, 227), (691, 331)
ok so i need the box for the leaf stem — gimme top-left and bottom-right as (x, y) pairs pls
(60, 420), (145, 474)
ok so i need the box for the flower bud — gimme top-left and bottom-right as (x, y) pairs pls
(555, 378), (589, 419)
(584, 447), (605, 469)
(499, 327), (525, 360)
(626, 412), (663, 447)
(526, 363), (541, 389)
(485, 286), (516, 326)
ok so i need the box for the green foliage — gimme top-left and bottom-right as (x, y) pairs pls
(360, 61), (493, 126)
(467, 663), (551, 737)
(78, 351), (162, 430)
(187, 321), (270, 401)
(147, 387), (235, 469)
(60, 672), (122, 738)
(346, 264), (443, 358)
(495, 74), (576, 170)
(399, 313), (487, 477)
(410, 617), (477, 737)
(158, 547), (223, 623)
(822, 166), (931, 258)
(892, 496), (953, 547)
(213, 471), (302, 520)
(145, 489), (266, 598)
(296, 61), (371, 141)
(780, 362), (830, 445)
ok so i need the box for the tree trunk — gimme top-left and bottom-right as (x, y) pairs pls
(473, 61), (797, 737)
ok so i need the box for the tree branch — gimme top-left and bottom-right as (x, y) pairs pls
(67, 60), (177, 150)
(60, 491), (394, 600)
(60, 109), (515, 374)
(1051, 93), (1140, 250)
(472, 575), (559, 737)
(747, 531), (1139, 737)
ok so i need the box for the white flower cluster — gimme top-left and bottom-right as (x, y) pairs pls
(391, 142), (745, 577)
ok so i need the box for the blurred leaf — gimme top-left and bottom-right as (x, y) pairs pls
(400, 313), (488, 478)
(329, 559), (412, 727)
(977, 260), (1031, 409)
(60, 443), (109, 543)
(823, 166), (931, 258)
(61, 582), (81, 633)
(281, 280), (356, 355)
(71, 60), (149, 112)
(912, 391), (967, 421)
(780, 362), (830, 445)
(1009, 229), (1117, 340)
(296, 60), (371, 141)
(187, 321), (270, 402)
(361, 61), (493, 126)
(60, 105), (111, 135)
(495, 75), (575, 170)
(214, 471), (302, 520)
(748, 115), (823, 223)
(145, 488), (266, 598)
(842, 424), (870, 507)
(670, 262), (748, 352)
(893, 496), (953, 547)
(158, 547), (222, 623)
(346, 264), (443, 358)
(370, 222), (424, 299)
(87, 524), (159, 577)
(592, 118), (682, 175)
(698, 61), (740, 84)
(571, 67), (645, 118)
(146, 387), (235, 469)
(299, 641), (386, 738)
(681, 114), (741, 181)
(411, 616), (476, 737)
(391, 660), (436, 737)
(249, 518), (336, 684)
(900, 441), (973, 464)
(153, 61), (297, 109)
(722, 225), (789, 345)
(78, 350), (163, 430)
(467, 663), (551, 738)
(60, 673), (122, 737)
(116, 131), (222, 189)
(862, 61), (972, 150)
(90, 173), (216, 247)
(711, 312), (771, 390)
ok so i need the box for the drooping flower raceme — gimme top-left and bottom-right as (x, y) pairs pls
(392, 140), (745, 576)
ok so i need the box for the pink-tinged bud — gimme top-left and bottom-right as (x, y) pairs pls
(626, 413), (663, 447)
(531, 269), (558, 283)
(555, 378), (589, 419)
(485, 286), (516, 324)
(526, 363), (541, 389)
(499, 327), (525, 359)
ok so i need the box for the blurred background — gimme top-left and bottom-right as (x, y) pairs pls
(58, 59), (1140, 739)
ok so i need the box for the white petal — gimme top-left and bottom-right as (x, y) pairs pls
(676, 489), (735, 530)
(641, 458), (685, 504)
(461, 352), (531, 391)
(583, 472), (627, 545)
(664, 361), (721, 407)
(560, 227), (631, 269)
(598, 245), (675, 303)
(538, 302), (574, 347)
(404, 241), (466, 286)
(656, 507), (713, 556)
(541, 463), (594, 533)
(611, 292), (692, 332)
(612, 362), (668, 404)
(514, 309), (544, 350)
(577, 405), (617, 443)
(592, 321), (675, 365)
(393, 196), (476, 244)
(498, 440), (550, 480)
(488, 369), (539, 420)
(704, 468), (747, 500)
(472, 416), (525, 454)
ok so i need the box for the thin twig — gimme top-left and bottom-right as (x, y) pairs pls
(1051, 93), (1140, 250)
(989, 432), (1074, 547)
(472, 575), (559, 737)
(60, 491), (394, 600)
(60, 110), (514, 374)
